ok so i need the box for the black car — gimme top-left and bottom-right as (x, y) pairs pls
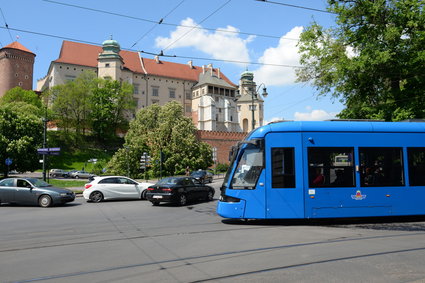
(190, 170), (213, 183)
(0, 178), (75, 207)
(146, 176), (215, 206)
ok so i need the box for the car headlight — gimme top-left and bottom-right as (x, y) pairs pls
(60, 193), (68, 196)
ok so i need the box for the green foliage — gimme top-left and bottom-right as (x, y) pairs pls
(90, 80), (135, 141)
(47, 71), (135, 144)
(297, 0), (425, 121)
(107, 102), (213, 178)
(1, 87), (42, 109)
(0, 107), (43, 175)
(215, 162), (230, 173)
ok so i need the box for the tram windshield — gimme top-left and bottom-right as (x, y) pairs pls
(227, 141), (264, 189)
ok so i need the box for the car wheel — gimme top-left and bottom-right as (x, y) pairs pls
(178, 194), (187, 206)
(90, 191), (104, 203)
(206, 190), (214, 201)
(38, 195), (52, 208)
(75, 175), (79, 179)
(141, 189), (147, 200)
(151, 201), (160, 206)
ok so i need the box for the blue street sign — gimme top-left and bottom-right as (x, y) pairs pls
(5, 158), (12, 166)
(37, 148), (61, 155)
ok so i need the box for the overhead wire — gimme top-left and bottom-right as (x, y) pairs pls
(162, 0), (232, 51)
(0, 26), (303, 68)
(42, 0), (298, 41)
(255, 0), (336, 14)
(130, 0), (185, 48)
(0, 7), (14, 43)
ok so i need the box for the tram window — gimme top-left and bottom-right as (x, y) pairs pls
(272, 148), (295, 188)
(308, 147), (355, 188)
(408, 148), (425, 186)
(359, 147), (404, 187)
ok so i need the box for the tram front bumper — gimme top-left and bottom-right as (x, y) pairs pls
(216, 199), (246, 218)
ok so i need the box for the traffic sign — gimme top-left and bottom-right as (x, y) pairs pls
(37, 148), (61, 155)
(5, 158), (12, 166)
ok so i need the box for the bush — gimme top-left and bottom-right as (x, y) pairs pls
(215, 163), (229, 173)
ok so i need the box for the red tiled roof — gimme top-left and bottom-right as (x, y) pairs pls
(53, 41), (235, 86)
(3, 41), (35, 55)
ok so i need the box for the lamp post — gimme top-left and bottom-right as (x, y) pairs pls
(237, 83), (268, 131)
(42, 117), (49, 181)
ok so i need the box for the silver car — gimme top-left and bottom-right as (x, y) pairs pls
(0, 178), (75, 207)
(69, 170), (96, 179)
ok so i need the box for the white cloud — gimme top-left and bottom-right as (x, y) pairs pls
(155, 18), (253, 63)
(253, 26), (303, 86)
(294, 109), (337, 121)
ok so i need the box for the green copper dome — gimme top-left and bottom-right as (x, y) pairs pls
(240, 71), (254, 81)
(102, 38), (120, 48)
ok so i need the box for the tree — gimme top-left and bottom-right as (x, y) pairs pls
(107, 102), (213, 178)
(296, 0), (425, 121)
(0, 107), (43, 176)
(47, 71), (97, 140)
(90, 80), (135, 141)
(1, 87), (42, 108)
(0, 87), (44, 117)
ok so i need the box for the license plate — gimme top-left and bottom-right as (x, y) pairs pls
(153, 195), (162, 199)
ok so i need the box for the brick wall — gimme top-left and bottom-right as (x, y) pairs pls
(0, 48), (35, 97)
(196, 130), (247, 164)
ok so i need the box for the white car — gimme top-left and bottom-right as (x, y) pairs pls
(83, 176), (153, 202)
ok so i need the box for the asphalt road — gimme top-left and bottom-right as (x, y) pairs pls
(1, 180), (425, 282)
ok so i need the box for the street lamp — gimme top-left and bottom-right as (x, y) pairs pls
(236, 83), (268, 131)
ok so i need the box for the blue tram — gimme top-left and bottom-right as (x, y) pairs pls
(217, 121), (425, 219)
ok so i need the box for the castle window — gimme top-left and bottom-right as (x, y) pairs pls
(185, 91), (191, 100)
(105, 63), (110, 68)
(133, 84), (139, 94)
(185, 105), (191, 113)
(152, 99), (159, 104)
(15, 73), (18, 77)
(152, 86), (159, 97)
(18, 82), (23, 86)
(169, 88), (176, 98)
(25, 75), (29, 79)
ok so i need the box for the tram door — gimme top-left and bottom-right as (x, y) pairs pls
(265, 133), (305, 219)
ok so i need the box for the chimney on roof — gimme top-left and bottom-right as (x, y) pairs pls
(217, 68), (221, 79)
(154, 55), (160, 64)
(202, 65), (205, 74)
(208, 64), (213, 76)
(187, 60), (193, 69)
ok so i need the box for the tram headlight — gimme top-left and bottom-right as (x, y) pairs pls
(220, 195), (241, 203)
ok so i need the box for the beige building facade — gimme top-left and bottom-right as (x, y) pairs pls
(37, 39), (265, 133)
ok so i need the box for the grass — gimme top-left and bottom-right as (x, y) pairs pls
(47, 179), (87, 188)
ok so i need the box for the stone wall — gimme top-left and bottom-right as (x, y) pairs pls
(196, 130), (247, 164)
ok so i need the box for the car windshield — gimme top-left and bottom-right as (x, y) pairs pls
(191, 171), (205, 177)
(157, 177), (180, 185)
(27, 178), (51, 187)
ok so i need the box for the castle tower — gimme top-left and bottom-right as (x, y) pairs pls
(0, 41), (35, 97)
(191, 64), (240, 132)
(97, 38), (123, 80)
(236, 71), (265, 132)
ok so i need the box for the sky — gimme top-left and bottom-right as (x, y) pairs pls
(0, 0), (343, 122)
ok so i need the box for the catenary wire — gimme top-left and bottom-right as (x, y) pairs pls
(0, 26), (302, 68)
(42, 0), (298, 41)
(255, 0), (336, 14)
(0, 7), (14, 42)
(131, 0), (186, 48)
(162, 0), (232, 51)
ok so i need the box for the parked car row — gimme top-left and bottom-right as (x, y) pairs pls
(49, 169), (96, 179)
(0, 175), (215, 208)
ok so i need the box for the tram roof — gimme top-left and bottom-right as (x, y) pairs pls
(249, 120), (425, 139)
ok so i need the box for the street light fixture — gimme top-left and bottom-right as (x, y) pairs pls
(236, 83), (268, 131)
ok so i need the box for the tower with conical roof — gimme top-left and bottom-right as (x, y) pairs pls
(236, 71), (265, 132)
(0, 41), (36, 97)
(97, 38), (123, 81)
